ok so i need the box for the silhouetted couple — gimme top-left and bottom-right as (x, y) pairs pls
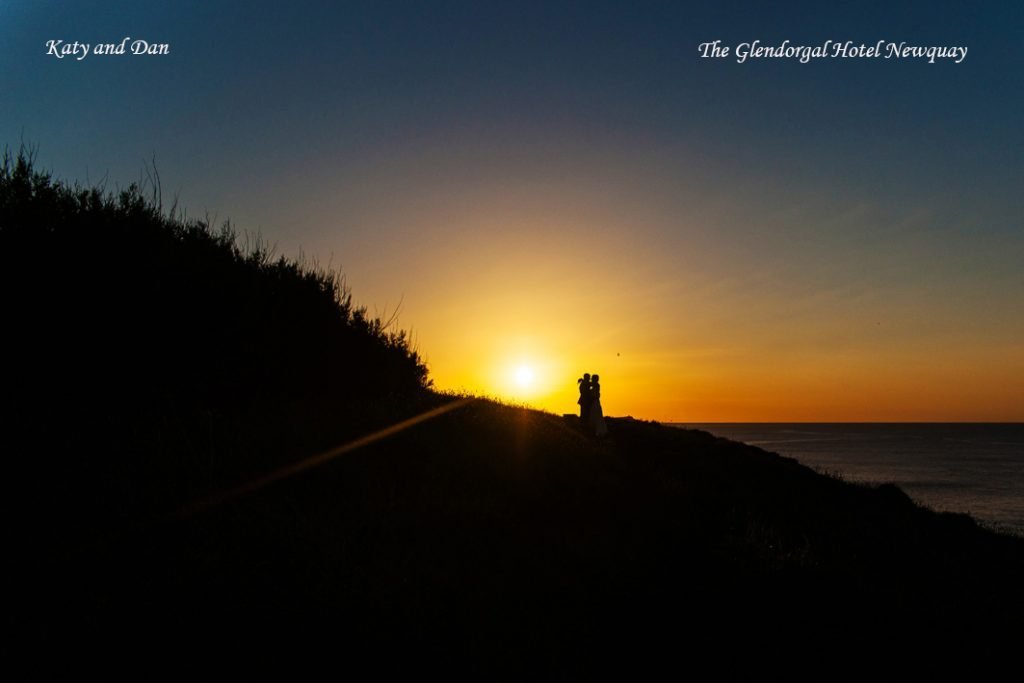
(577, 373), (608, 438)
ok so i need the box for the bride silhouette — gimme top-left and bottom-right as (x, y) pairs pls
(589, 374), (608, 438)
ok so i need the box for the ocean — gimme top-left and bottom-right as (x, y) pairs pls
(679, 423), (1024, 536)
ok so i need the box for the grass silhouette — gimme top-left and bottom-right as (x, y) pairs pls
(3, 146), (435, 525)
(4, 146), (1023, 673)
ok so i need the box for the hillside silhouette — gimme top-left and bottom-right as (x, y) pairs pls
(4, 147), (1023, 673)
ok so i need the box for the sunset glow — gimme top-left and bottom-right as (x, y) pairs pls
(6, 3), (1023, 422)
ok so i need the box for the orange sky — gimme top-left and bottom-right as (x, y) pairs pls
(9, 2), (1023, 422)
(262, 143), (1024, 422)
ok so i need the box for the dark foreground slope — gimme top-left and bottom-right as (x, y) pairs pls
(5, 151), (1023, 672)
(19, 400), (1024, 673)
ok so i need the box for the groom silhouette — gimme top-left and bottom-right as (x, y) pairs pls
(578, 373), (593, 424)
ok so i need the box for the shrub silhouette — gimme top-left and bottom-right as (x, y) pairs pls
(3, 145), (428, 403)
(1, 146), (431, 526)
(1, 146), (429, 408)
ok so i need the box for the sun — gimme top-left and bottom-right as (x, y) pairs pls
(515, 365), (535, 388)
(492, 350), (562, 403)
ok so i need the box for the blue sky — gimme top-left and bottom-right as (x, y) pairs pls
(3, 1), (1022, 419)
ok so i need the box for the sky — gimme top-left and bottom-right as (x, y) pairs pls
(3, 1), (1023, 421)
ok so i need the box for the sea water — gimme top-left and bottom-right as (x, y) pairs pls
(678, 423), (1024, 536)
